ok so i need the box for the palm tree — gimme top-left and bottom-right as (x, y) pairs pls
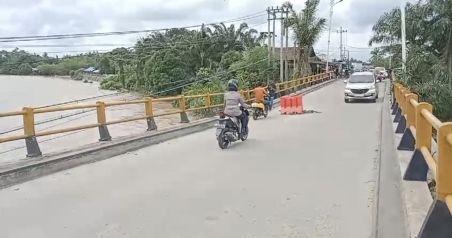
(285, 0), (326, 76)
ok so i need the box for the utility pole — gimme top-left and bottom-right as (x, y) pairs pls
(267, 7), (271, 83)
(285, 9), (289, 81)
(337, 27), (347, 61)
(280, 8), (284, 82)
(272, 10), (276, 57)
(401, 3), (407, 73)
(294, 40), (297, 77)
(326, 0), (344, 72)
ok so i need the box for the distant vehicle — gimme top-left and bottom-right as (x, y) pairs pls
(352, 62), (363, 72)
(374, 67), (386, 76)
(344, 72), (378, 103)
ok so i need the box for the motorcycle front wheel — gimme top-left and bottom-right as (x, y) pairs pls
(252, 112), (258, 120)
(217, 131), (230, 149)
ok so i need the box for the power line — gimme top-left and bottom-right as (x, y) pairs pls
(0, 44), (132, 48)
(0, 12), (266, 43)
(154, 57), (270, 95)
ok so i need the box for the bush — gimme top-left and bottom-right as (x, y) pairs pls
(71, 69), (84, 81)
(183, 79), (226, 118)
(18, 63), (33, 75)
(100, 75), (123, 90)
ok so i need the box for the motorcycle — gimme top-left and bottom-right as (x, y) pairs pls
(216, 107), (249, 149)
(251, 97), (269, 120)
(377, 73), (384, 82)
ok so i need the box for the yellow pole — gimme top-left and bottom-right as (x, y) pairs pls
(145, 97), (157, 131)
(179, 96), (189, 123)
(205, 94), (211, 108)
(96, 101), (111, 141)
(415, 103), (433, 151)
(437, 123), (452, 200)
(22, 107), (42, 157)
(145, 97), (154, 118)
(405, 94), (418, 128)
(22, 107), (36, 137)
(96, 101), (107, 125)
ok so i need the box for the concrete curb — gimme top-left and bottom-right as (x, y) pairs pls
(0, 78), (336, 189)
(372, 81), (409, 238)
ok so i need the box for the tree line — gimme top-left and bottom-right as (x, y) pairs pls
(369, 0), (452, 120)
(0, 0), (327, 100)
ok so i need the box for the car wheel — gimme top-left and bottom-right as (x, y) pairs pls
(344, 98), (349, 103)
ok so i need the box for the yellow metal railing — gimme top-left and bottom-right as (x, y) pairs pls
(0, 72), (332, 157)
(393, 83), (452, 227)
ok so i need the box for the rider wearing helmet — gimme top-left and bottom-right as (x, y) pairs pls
(224, 79), (249, 135)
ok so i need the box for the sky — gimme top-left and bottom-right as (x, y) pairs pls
(0, 0), (411, 61)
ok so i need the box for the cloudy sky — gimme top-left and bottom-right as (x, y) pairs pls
(0, 0), (410, 61)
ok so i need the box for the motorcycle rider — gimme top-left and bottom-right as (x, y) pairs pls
(267, 81), (277, 110)
(253, 82), (269, 110)
(223, 79), (249, 136)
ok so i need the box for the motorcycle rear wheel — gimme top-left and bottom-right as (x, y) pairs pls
(241, 132), (248, 141)
(217, 132), (230, 149)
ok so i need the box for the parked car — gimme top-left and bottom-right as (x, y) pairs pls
(344, 72), (378, 103)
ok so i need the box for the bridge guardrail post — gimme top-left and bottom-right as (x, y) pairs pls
(397, 94), (417, 150)
(96, 101), (112, 141)
(179, 96), (189, 123)
(22, 107), (42, 157)
(392, 84), (399, 114)
(394, 88), (406, 125)
(204, 94), (211, 108)
(417, 123), (452, 238)
(396, 91), (411, 134)
(145, 97), (157, 131)
(404, 103), (433, 181)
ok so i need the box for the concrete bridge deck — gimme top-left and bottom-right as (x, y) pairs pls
(0, 81), (403, 237)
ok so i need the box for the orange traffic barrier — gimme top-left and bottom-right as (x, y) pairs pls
(280, 96), (289, 114)
(295, 95), (304, 114)
(280, 95), (304, 115)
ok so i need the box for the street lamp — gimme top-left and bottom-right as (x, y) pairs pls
(326, 0), (344, 71)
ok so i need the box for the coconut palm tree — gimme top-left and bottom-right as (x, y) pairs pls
(284, 0), (326, 77)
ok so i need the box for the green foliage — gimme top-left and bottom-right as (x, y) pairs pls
(100, 75), (122, 90)
(370, 0), (452, 120)
(18, 63), (32, 75)
(71, 69), (84, 81)
(285, 0), (326, 76)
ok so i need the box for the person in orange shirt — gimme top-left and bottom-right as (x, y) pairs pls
(253, 82), (269, 109)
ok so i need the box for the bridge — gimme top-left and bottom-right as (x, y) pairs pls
(0, 74), (451, 237)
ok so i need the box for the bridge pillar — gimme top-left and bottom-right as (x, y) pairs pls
(397, 127), (415, 151)
(391, 102), (398, 115)
(417, 200), (452, 238)
(395, 115), (406, 133)
(179, 96), (189, 123)
(96, 102), (112, 141)
(145, 97), (157, 131)
(394, 107), (402, 123)
(23, 107), (42, 157)
(25, 137), (41, 157)
(403, 149), (429, 181)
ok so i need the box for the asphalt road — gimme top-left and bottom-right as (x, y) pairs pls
(0, 81), (385, 238)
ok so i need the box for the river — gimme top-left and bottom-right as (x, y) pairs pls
(0, 75), (181, 166)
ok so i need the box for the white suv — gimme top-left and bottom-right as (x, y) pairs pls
(344, 72), (378, 103)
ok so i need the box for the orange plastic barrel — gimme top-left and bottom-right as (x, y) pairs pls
(295, 95), (304, 114)
(280, 96), (289, 114)
(289, 96), (297, 114)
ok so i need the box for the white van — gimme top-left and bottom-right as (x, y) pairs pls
(344, 72), (378, 103)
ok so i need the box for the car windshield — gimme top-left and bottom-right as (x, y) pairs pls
(348, 75), (374, 83)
